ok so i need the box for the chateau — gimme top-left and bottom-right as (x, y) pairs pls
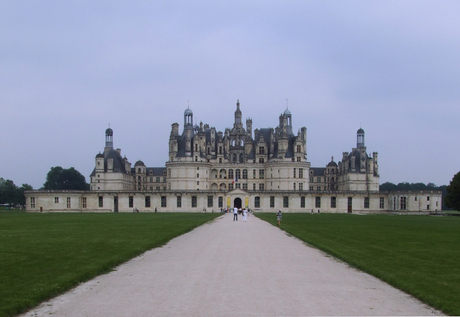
(26, 101), (441, 213)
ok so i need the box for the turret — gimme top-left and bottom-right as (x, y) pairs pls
(246, 118), (252, 140)
(357, 128), (365, 148)
(104, 127), (113, 154)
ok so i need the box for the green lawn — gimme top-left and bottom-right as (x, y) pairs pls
(256, 213), (460, 316)
(0, 212), (221, 317)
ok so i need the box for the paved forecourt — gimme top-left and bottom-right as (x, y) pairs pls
(22, 213), (442, 316)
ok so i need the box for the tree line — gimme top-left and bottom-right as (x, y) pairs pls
(1, 166), (89, 207)
(0, 178), (33, 206)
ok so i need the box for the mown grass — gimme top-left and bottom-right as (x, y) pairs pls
(0, 212), (221, 317)
(256, 213), (460, 316)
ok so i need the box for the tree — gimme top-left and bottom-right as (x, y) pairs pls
(18, 183), (33, 205)
(0, 178), (19, 205)
(445, 171), (460, 211)
(379, 182), (397, 191)
(43, 166), (90, 190)
(0, 178), (33, 206)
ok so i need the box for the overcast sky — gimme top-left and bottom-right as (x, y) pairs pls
(1, 1), (459, 189)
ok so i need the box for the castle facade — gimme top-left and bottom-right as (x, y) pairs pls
(25, 101), (442, 213)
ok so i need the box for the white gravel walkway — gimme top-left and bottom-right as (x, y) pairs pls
(22, 213), (442, 316)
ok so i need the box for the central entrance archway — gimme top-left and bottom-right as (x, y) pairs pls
(234, 197), (242, 209)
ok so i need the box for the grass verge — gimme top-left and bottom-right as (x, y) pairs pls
(255, 213), (460, 316)
(0, 212), (221, 317)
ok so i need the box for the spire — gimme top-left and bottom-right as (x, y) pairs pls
(234, 99), (242, 128)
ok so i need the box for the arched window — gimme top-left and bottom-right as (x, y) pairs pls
(235, 169), (241, 179)
(239, 153), (244, 163)
(232, 153), (237, 163)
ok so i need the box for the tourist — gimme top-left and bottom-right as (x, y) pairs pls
(233, 207), (238, 221)
(243, 208), (247, 222)
(276, 209), (282, 226)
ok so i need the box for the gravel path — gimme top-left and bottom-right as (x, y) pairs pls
(22, 213), (442, 316)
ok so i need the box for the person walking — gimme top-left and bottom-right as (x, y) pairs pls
(243, 208), (247, 222)
(276, 209), (282, 226)
(233, 207), (238, 221)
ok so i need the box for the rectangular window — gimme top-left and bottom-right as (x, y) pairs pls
(259, 146), (265, 154)
(310, 176), (313, 183)
(145, 196), (151, 208)
(299, 183), (303, 191)
(66, 197), (71, 208)
(331, 197), (336, 208)
(192, 196), (197, 207)
(229, 183), (234, 190)
(177, 196), (182, 208)
(293, 168), (296, 178)
(293, 183), (296, 190)
(299, 168), (303, 178)
(364, 197), (370, 208)
(427, 196), (430, 201)
(54, 197), (59, 204)
(316, 186), (321, 191)
(301, 196), (305, 208)
(379, 197), (384, 209)
(270, 196), (275, 208)
(150, 177), (153, 182)
(253, 169), (256, 179)
(317, 177), (321, 183)
(427, 204), (430, 210)
(253, 183), (256, 191)
(207, 196), (213, 208)
(82, 197), (87, 208)
(400, 197), (407, 210)
(129, 196), (133, 208)
(30, 197), (35, 208)
(161, 196), (166, 207)
(255, 196), (260, 208)
(218, 196), (223, 208)
(259, 169), (264, 179)
(156, 186), (160, 191)
(296, 145), (301, 153)
(259, 183), (264, 191)
(156, 177), (160, 183)
(242, 169), (248, 179)
(283, 196), (289, 208)
(315, 196), (321, 208)
(242, 183), (248, 190)
(259, 157), (264, 163)
(236, 183), (241, 189)
(98, 196), (103, 208)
